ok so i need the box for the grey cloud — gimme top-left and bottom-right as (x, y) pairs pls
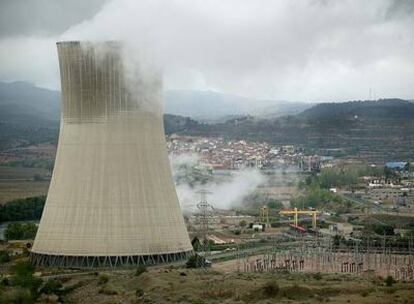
(0, 0), (108, 38)
(1, 0), (413, 102)
(386, 0), (414, 18)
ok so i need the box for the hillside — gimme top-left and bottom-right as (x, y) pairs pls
(0, 81), (413, 162)
(0, 82), (60, 150)
(299, 99), (414, 120)
(179, 100), (414, 162)
(0, 81), (60, 124)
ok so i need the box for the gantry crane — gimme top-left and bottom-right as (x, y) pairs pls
(260, 205), (270, 227)
(279, 207), (318, 230)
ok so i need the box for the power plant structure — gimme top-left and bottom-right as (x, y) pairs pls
(31, 41), (193, 268)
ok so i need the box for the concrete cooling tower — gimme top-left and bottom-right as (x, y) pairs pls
(31, 41), (193, 268)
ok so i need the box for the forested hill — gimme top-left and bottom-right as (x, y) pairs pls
(177, 99), (414, 162)
(0, 81), (413, 162)
(299, 99), (414, 120)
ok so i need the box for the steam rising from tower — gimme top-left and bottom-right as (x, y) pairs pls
(31, 41), (193, 268)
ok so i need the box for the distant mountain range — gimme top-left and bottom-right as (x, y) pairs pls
(0, 82), (313, 123)
(164, 89), (312, 121)
(0, 82), (60, 150)
(0, 81), (60, 126)
(0, 81), (413, 162)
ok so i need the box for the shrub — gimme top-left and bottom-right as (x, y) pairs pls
(99, 284), (118, 295)
(39, 279), (63, 295)
(262, 281), (280, 298)
(136, 288), (144, 298)
(13, 261), (34, 278)
(191, 237), (201, 251)
(0, 287), (33, 304)
(385, 275), (396, 287)
(186, 254), (208, 268)
(281, 284), (312, 299)
(12, 261), (42, 294)
(313, 272), (322, 280)
(135, 265), (147, 276)
(0, 250), (10, 264)
(0, 277), (10, 286)
(97, 274), (109, 285)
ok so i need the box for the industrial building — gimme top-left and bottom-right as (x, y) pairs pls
(31, 41), (193, 268)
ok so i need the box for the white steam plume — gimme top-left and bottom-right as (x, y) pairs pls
(169, 153), (266, 212)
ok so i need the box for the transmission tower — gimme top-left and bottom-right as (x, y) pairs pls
(196, 189), (214, 261)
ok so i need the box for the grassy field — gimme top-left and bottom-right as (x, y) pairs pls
(44, 268), (414, 304)
(0, 166), (50, 204)
(3, 265), (406, 304)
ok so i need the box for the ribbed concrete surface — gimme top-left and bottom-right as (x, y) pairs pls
(32, 41), (192, 258)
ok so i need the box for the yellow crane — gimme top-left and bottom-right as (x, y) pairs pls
(260, 205), (270, 227)
(279, 207), (318, 230)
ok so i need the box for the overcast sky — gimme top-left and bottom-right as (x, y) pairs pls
(0, 0), (413, 102)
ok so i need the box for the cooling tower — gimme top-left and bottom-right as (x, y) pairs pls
(31, 41), (193, 268)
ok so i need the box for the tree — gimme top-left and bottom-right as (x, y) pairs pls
(373, 224), (394, 236)
(0, 196), (45, 224)
(384, 167), (397, 180)
(191, 237), (201, 251)
(186, 254), (208, 268)
(5, 222), (38, 240)
(404, 161), (411, 172)
(267, 199), (283, 209)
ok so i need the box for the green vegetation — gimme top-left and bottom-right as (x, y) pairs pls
(186, 254), (208, 268)
(292, 182), (351, 213)
(191, 236), (202, 251)
(291, 165), (389, 213)
(135, 265), (147, 276)
(39, 279), (62, 295)
(11, 261), (42, 299)
(5, 222), (38, 240)
(4, 159), (54, 171)
(385, 276), (396, 287)
(0, 196), (45, 224)
(0, 287), (33, 304)
(316, 168), (359, 189)
(0, 250), (10, 264)
(300, 166), (383, 191)
(262, 280), (280, 297)
(97, 274), (109, 285)
(99, 284), (118, 295)
(372, 223), (395, 236)
(267, 199), (283, 210)
(135, 287), (144, 298)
